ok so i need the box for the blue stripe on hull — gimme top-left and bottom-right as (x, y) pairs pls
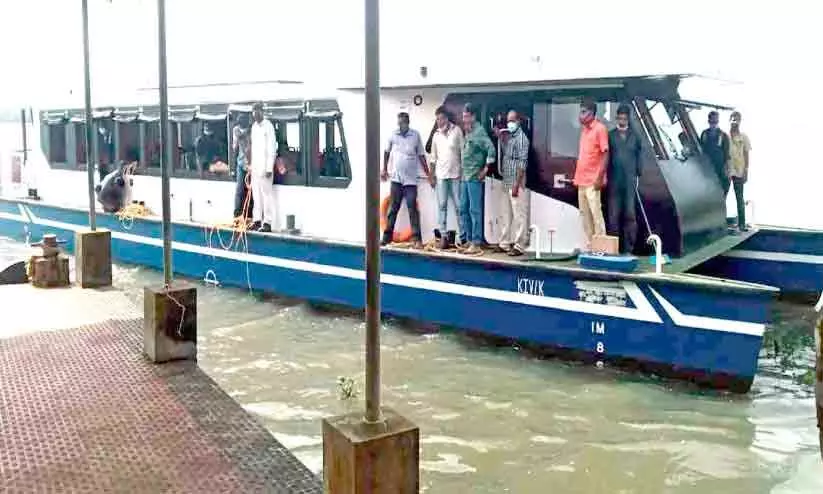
(0, 199), (770, 389)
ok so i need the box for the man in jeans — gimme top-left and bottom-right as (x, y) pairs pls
(430, 105), (464, 249)
(573, 99), (609, 250)
(381, 112), (433, 248)
(727, 111), (751, 232)
(232, 113), (253, 219)
(459, 104), (496, 255)
(496, 110), (530, 257)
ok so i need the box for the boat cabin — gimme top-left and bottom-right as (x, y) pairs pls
(31, 74), (736, 259)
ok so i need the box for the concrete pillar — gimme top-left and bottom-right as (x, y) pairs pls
(322, 407), (419, 493)
(75, 229), (112, 288)
(144, 282), (197, 363)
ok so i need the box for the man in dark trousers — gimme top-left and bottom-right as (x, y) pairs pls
(606, 104), (643, 254)
(380, 112), (434, 248)
(700, 111), (730, 193)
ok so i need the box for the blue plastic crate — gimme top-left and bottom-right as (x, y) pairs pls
(577, 253), (639, 273)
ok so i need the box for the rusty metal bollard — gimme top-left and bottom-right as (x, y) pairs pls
(29, 234), (70, 288)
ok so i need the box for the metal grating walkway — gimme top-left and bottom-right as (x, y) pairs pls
(0, 285), (322, 493)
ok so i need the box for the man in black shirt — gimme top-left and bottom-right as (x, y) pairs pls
(700, 111), (730, 193)
(607, 104), (643, 254)
(195, 123), (221, 172)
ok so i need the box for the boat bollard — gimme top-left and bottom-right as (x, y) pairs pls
(647, 234), (663, 275)
(815, 291), (823, 460)
(529, 224), (541, 259)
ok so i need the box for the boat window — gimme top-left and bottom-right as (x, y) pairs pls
(48, 122), (67, 164)
(175, 120), (200, 173)
(274, 120), (304, 184)
(197, 119), (230, 179)
(142, 120), (162, 171)
(645, 100), (694, 161)
(117, 120), (141, 163)
(73, 122), (87, 165)
(310, 117), (351, 185)
(95, 119), (115, 168)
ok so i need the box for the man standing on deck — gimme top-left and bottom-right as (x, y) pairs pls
(607, 104), (643, 254)
(727, 111), (751, 232)
(459, 104), (496, 255)
(381, 112), (433, 249)
(430, 105), (464, 249)
(495, 110), (530, 257)
(249, 103), (277, 232)
(700, 111), (730, 194)
(232, 114), (253, 219)
(573, 99), (609, 251)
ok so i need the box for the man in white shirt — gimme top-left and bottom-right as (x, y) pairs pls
(249, 102), (277, 232)
(430, 105), (464, 249)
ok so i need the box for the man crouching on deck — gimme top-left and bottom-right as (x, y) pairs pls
(249, 102), (277, 232)
(381, 112), (433, 249)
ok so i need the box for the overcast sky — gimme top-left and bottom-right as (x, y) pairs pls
(1, 0), (821, 225)
(1, 0), (819, 103)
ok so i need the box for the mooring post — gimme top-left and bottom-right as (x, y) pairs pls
(321, 0), (419, 491)
(144, 0), (197, 364)
(75, 0), (112, 288)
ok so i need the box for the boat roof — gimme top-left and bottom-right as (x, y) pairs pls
(338, 72), (695, 91)
(33, 80), (340, 114)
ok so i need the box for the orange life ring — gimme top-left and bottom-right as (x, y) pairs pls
(380, 195), (416, 243)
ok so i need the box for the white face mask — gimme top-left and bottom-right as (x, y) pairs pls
(507, 121), (519, 133)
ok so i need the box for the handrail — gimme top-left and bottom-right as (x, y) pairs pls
(647, 234), (663, 275)
(529, 225), (541, 259)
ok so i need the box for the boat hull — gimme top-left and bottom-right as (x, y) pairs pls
(0, 198), (775, 392)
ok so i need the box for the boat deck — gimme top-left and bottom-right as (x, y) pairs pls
(387, 227), (759, 276)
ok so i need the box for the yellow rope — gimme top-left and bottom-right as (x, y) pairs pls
(115, 203), (154, 230)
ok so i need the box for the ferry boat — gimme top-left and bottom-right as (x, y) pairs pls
(0, 74), (791, 392)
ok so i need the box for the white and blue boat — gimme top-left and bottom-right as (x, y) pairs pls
(0, 74), (792, 392)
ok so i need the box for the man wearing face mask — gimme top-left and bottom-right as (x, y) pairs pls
(727, 111), (751, 232)
(700, 111), (730, 194)
(606, 104), (643, 254)
(495, 110), (530, 257)
(430, 106), (465, 249)
(573, 99), (610, 251)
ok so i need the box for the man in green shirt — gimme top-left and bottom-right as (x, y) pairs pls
(459, 104), (496, 254)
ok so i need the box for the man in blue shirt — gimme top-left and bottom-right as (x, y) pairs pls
(381, 112), (433, 248)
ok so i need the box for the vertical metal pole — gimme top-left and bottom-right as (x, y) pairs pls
(364, 0), (382, 424)
(20, 109), (28, 164)
(81, 0), (97, 230)
(815, 295), (823, 459)
(157, 0), (173, 286)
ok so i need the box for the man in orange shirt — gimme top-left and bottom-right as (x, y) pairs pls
(573, 100), (609, 250)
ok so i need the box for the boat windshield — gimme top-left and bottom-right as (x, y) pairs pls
(645, 100), (694, 161)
